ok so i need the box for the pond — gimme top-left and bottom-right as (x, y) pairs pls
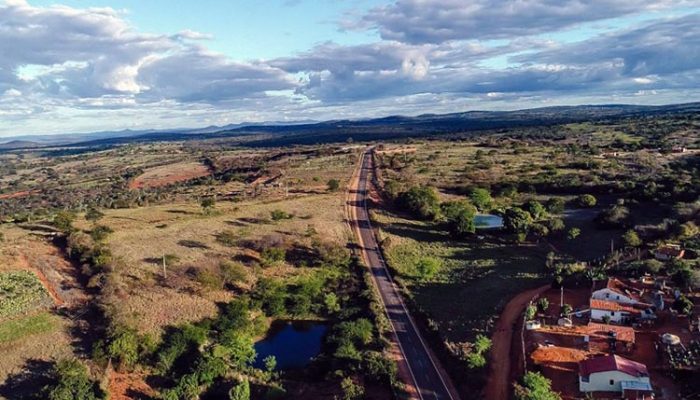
(253, 320), (328, 370)
(475, 214), (504, 229)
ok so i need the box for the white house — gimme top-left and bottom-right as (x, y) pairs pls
(591, 278), (639, 305)
(579, 355), (653, 397)
(590, 299), (640, 324)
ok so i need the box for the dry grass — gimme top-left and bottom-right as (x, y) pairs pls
(129, 161), (211, 189)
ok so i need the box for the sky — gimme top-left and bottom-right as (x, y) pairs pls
(1, 0), (699, 136)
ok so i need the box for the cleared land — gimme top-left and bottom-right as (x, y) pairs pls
(129, 161), (211, 189)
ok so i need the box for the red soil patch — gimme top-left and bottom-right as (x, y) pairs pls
(15, 252), (64, 307)
(109, 371), (157, 400)
(0, 190), (36, 200)
(129, 162), (210, 190)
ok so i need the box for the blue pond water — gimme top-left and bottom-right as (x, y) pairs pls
(475, 214), (504, 229)
(253, 320), (327, 370)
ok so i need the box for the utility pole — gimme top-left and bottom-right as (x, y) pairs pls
(162, 253), (167, 279)
(560, 286), (564, 308)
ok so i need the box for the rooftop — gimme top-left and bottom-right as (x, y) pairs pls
(579, 355), (649, 378)
(590, 299), (642, 314)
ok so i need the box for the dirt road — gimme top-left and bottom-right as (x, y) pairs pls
(483, 284), (550, 400)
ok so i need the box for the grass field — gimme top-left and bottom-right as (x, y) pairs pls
(0, 312), (59, 344)
(373, 210), (549, 343)
(0, 271), (52, 320)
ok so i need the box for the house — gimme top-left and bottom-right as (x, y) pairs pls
(592, 278), (640, 305)
(590, 299), (655, 324)
(579, 355), (653, 397)
(654, 244), (685, 261)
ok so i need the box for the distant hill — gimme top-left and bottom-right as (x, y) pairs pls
(4, 102), (699, 150)
(0, 140), (40, 150)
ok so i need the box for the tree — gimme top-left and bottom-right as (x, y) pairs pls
(327, 179), (341, 192)
(561, 304), (573, 316)
(525, 304), (537, 320)
(545, 198), (565, 214)
(341, 377), (364, 400)
(514, 371), (561, 400)
(398, 186), (441, 220)
(44, 358), (100, 400)
(622, 230), (642, 247)
(201, 197), (216, 214)
(415, 257), (441, 280)
(537, 297), (549, 312)
(577, 194), (597, 208)
(567, 227), (581, 240)
(263, 355), (277, 373)
(674, 295), (694, 315)
(531, 223), (550, 238)
(469, 188), (493, 211)
(524, 200), (546, 220)
(441, 200), (476, 236)
(53, 211), (76, 232)
(324, 292), (341, 314)
(504, 207), (533, 234)
(229, 380), (250, 400)
(547, 218), (565, 233)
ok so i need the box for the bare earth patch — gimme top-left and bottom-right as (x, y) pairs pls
(129, 161), (211, 190)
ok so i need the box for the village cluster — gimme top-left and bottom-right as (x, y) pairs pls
(525, 244), (699, 399)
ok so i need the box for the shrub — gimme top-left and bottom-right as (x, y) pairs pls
(577, 194), (597, 208)
(44, 358), (102, 400)
(90, 225), (113, 242)
(525, 304), (537, 320)
(53, 211), (76, 232)
(547, 218), (565, 233)
(545, 198), (565, 214)
(220, 261), (248, 286)
(524, 200), (546, 220)
(216, 230), (238, 246)
(398, 186), (441, 220)
(441, 200), (476, 236)
(514, 371), (561, 400)
(567, 228), (581, 240)
(469, 188), (493, 211)
(229, 380), (250, 400)
(201, 197), (216, 214)
(341, 377), (364, 400)
(537, 297), (549, 312)
(327, 179), (341, 192)
(415, 257), (441, 281)
(622, 230), (642, 247)
(260, 247), (286, 267)
(270, 209), (293, 221)
(195, 269), (224, 291)
(504, 207), (533, 234)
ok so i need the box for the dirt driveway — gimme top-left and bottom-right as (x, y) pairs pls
(483, 284), (550, 400)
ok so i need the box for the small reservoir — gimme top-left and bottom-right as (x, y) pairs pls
(475, 214), (504, 229)
(253, 320), (328, 370)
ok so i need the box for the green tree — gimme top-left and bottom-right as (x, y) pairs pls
(415, 257), (441, 280)
(341, 377), (364, 400)
(441, 200), (476, 236)
(469, 188), (493, 211)
(327, 179), (341, 192)
(263, 355), (277, 373)
(567, 227), (581, 240)
(525, 304), (537, 320)
(398, 186), (441, 220)
(324, 292), (341, 314)
(504, 207), (533, 234)
(547, 218), (565, 233)
(524, 200), (546, 220)
(577, 194), (597, 208)
(45, 359), (100, 400)
(53, 211), (76, 232)
(473, 334), (492, 354)
(545, 198), (565, 214)
(514, 371), (561, 400)
(561, 304), (573, 316)
(466, 352), (487, 369)
(537, 297), (550, 312)
(622, 230), (642, 247)
(229, 380), (250, 400)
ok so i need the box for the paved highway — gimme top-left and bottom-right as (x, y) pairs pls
(347, 150), (457, 400)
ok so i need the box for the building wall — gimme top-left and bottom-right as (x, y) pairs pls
(591, 309), (631, 323)
(579, 371), (650, 392)
(591, 288), (636, 304)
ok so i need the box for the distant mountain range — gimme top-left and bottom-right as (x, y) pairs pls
(1, 102), (698, 150)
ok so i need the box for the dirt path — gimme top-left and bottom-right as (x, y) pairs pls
(483, 284), (550, 400)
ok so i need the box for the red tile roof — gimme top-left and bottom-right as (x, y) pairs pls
(579, 355), (648, 378)
(590, 299), (641, 314)
(586, 323), (635, 344)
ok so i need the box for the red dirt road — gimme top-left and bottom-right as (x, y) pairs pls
(483, 284), (550, 400)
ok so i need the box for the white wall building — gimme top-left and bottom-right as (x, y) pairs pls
(579, 355), (652, 395)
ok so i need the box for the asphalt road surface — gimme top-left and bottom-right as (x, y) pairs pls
(349, 150), (456, 400)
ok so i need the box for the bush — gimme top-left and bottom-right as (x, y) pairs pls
(195, 269), (224, 291)
(469, 188), (492, 211)
(90, 225), (113, 242)
(229, 380), (250, 400)
(341, 377), (364, 400)
(577, 194), (597, 208)
(441, 200), (476, 236)
(524, 200), (546, 220)
(545, 198), (565, 214)
(216, 230), (239, 246)
(53, 211), (76, 232)
(270, 209), (293, 221)
(220, 261), (248, 286)
(398, 186), (441, 220)
(622, 230), (642, 247)
(415, 257), (442, 280)
(514, 371), (561, 400)
(537, 297), (549, 312)
(597, 205), (631, 228)
(260, 247), (286, 267)
(327, 179), (341, 192)
(504, 207), (533, 234)
(567, 228), (581, 240)
(44, 359), (102, 400)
